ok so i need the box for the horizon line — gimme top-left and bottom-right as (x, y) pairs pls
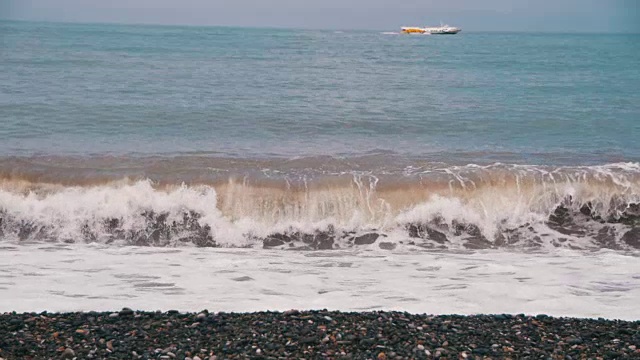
(1, 17), (638, 35)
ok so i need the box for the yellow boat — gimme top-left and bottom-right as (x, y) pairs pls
(401, 24), (461, 35)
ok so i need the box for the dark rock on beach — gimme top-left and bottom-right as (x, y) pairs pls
(262, 230), (336, 250)
(3, 200), (640, 251)
(262, 235), (287, 248)
(594, 226), (622, 250)
(2, 209), (219, 247)
(378, 242), (397, 250)
(460, 224), (493, 249)
(407, 223), (449, 244)
(616, 203), (640, 226)
(1, 309), (639, 359)
(547, 205), (587, 237)
(622, 227), (640, 248)
(353, 233), (379, 245)
(313, 232), (335, 250)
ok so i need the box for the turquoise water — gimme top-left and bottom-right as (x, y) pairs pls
(0, 20), (640, 250)
(1, 20), (639, 165)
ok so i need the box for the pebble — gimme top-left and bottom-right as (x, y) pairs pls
(62, 348), (75, 359)
(567, 336), (583, 345)
(119, 307), (134, 316)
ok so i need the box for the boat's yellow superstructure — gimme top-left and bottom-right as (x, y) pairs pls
(401, 27), (426, 34)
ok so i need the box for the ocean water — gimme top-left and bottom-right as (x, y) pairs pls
(1, 20), (639, 317)
(2, 21), (639, 162)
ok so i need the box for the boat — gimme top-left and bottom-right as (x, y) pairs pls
(401, 23), (461, 35)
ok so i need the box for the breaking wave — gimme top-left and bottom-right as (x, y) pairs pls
(0, 159), (638, 251)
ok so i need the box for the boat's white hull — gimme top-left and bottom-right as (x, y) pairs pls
(427, 29), (461, 35)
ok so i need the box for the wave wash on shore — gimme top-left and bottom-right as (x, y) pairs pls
(0, 156), (639, 251)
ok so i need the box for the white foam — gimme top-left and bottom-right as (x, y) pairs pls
(0, 162), (638, 248)
(0, 180), (235, 242)
(1, 245), (638, 320)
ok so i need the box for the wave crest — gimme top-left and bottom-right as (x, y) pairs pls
(0, 163), (639, 250)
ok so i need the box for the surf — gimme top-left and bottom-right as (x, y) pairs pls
(0, 160), (638, 251)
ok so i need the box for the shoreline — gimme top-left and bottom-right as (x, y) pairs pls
(1, 309), (638, 359)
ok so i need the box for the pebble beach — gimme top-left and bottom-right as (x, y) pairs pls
(1, 309), (639, 359)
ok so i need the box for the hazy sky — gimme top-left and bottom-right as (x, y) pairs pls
(1, 0), (638, 32)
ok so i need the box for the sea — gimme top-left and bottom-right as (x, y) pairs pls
(1, 20), (639, 319)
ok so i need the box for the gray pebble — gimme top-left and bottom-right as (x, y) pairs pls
(62, 348), (75, 359)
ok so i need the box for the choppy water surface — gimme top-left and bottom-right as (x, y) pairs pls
(1, 21), (639, 162)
